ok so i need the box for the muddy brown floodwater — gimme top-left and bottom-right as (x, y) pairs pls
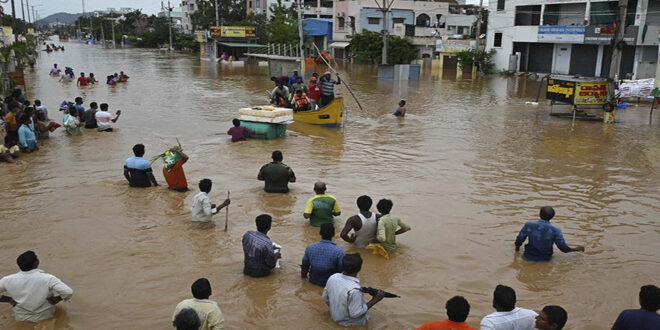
(0, 40), (658, 330)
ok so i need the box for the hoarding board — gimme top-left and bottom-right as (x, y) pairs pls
(546, 78), (576, 103)
(574, 81), (608, 105)
(209, 26), (256, 38)
(538, 26), (585, 43)
(584, 25), (638, 45)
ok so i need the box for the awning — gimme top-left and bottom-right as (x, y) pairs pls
(329, 41), (350, 48)
(218, 42), (267, 48)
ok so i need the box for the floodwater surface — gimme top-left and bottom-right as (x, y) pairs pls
(0, 40), (658, 329)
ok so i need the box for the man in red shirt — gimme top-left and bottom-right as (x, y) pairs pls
(308, 76), (321, 110)
(227, 118), (264, 142)
(77, 72), (89, 86)
(416, 296), (477, 330)
(162, 149), (189, 192)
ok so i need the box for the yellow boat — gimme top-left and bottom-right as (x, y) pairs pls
(293, 97), (344, 127)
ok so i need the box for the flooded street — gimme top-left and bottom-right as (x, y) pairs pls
(0, 40), (658, 329)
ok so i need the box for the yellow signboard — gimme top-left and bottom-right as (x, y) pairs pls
(0, 26), (13, 45)
(195, 31), (205, 42)
(574, 82), (608, 105)
(209, 26), (256, 38)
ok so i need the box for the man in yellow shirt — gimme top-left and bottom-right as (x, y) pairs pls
(172, 278), (224, 330)
(304, 182), (341, 227)
(376, 199), (411, 253)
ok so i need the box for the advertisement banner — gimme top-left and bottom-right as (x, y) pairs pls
(435, 39), (474, 52)
(209, 26), (256, 38)
(574, 81), (608, 105)
(546, 79), (576, 103)
(0, 26), (13, 45)
(538, 26), (585, 43)
(195, 31), (206, 42)
(584, 25), (638, 45)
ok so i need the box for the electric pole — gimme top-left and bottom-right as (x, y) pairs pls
(608, 0), (628, 80)
(381, 0), (388, 65)
(298, 0), (304, 60)
(10, 0), (18, 41)
(475, 0), (483, 49)
(168, 1), (174, 51)
(214, 0), (219, 59)
(20, 0), (25, 29)
(25, 0), (30, 24)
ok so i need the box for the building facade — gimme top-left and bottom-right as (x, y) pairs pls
(331, 0), (477, 59)
(486, 0), (660, 79)
(247, 0), (333, 20)
(181, 0), (199, 34)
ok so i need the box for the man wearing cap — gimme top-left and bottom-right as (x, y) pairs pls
(308, 76), (321, 110)
(289, 69), (303, 88)
(319, 71), (341, 107)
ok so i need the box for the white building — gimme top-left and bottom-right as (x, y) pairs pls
(486, 0), (660, 78)
(247, 0), (334, 20)
(332, 0), (478, 59)
(181, 0), (199, 34)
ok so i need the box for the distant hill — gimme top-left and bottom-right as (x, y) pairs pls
(36, 12), (91, 25)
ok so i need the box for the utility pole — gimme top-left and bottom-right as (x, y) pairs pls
(168, 1), (173, 51)
(474, 0), (483, 49)
(31, 6), (36, 31)
(298, 0), (304, 60)
(10, 0), (19, 41)
(20, 0), (25, 28)
(214, 0), (219, 58)
(381, 0), (388, 65)
(608, 0), (628, 80)
(25, 0), (30, 24)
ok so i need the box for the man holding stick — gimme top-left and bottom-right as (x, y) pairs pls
(191, 179), (230, 224)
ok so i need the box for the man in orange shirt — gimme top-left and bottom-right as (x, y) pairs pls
(416, 296), (477, 330)
(162, 149), (189, 192)
(3, 103), (20, 140)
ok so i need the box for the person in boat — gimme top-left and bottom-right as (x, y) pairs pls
(49, 64), (61, 76)
(270, 82), (290, 107)
(394, 100), (406, 117)
(290, 77), (308, 96)
(319, 71), (341, 107)
(288, 69), (303, 88)
(308, 76), (321, 110)
(293, 89), (311, 112)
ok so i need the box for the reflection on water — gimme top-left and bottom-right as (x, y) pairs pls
(0, 40), (658, 329)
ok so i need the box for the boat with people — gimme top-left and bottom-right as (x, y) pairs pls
(293, 97), (344, 127)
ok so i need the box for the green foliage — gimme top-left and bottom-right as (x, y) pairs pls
(1, 15), (33, 35)
(350, 31), (417, 64)
(190, 0), (247, 29)
(266, 0), (299, 44)
(469, 9), (488, 40)
(455, 48), (496, 74)
(236, 13), (268, 43)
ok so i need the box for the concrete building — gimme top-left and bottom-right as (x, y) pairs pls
(304, 18), (334, 50)
(331, 0), (477, 60)
(486, 0), (660, 79)
(248, 0), (333, 20)
(181, 0), (199, 34)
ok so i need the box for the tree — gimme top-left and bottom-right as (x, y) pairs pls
(236, 13), (268, 43)
(470, 9), (488, 40)
(266, 0), (298, 44)
(350, 31), (416, 64)
(190, 0), (247, 30)
(455, 48), (496, 73)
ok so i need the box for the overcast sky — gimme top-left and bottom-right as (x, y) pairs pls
(5, 0), (485, 20)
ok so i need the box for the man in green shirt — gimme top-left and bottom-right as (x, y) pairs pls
(304, 182), (341, 227)
(376, 199), (411, 253)
(258, 150), (296, 193)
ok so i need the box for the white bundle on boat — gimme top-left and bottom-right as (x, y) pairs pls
(238, 106), (293, 123)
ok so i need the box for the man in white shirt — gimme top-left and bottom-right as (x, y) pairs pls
(172, 278), (224, 330)
(191, 178), (230, 222)
(0, 251), (73, 323)
(95, 103), (121, 132)
(322, 253), (385, 326)
(480, 285), (537, 330)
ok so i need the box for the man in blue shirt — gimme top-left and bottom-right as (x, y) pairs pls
(301, 223), (344, 286)
(73, 97), (86, 119)
(124, 144), (159, 187)
(242, 214), (280, 278)
(611, 285), (660, 330)
(288, 69), (303, 88)
(514, 207), (584, 262)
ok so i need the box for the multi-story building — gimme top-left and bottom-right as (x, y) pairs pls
(181, 0), (199, 34)
(486, 0), (660, 79)
(331, 0), (477, 59)
(248, 0), (333, 20)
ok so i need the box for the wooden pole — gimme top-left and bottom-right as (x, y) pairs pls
(224, 191), (230, 231)
(312, 42), (363, 119)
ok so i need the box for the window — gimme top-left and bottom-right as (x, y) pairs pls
(515, 5), (541, 26)
(497, 0), (505, 11)
(393, 18), (405, 24)
(416, 13), (431, 27)
(457, 26), (466, 34)
(338, 17), (345, 28)
(256, 0), (260, 8)
(249, 1), (252, 8)
(493, 32), (502, 47)
(368, 17), (380, 25)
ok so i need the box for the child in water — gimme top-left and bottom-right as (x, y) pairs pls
(394, 100), (406, 117)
